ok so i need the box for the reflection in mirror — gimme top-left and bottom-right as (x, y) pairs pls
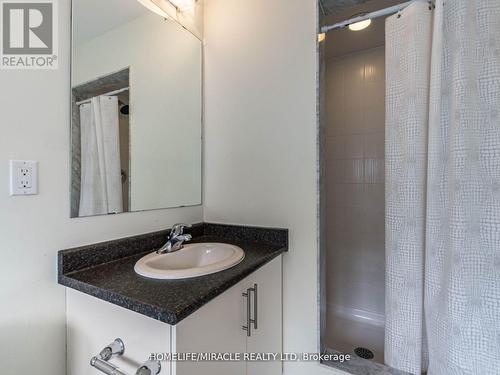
(71, 0), (202, 218)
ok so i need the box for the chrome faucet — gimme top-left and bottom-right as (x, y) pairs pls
(157, 223), (192, 254)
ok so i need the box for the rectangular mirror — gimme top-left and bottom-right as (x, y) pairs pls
(70, 0), (202, 218)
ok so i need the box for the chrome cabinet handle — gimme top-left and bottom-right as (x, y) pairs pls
(242, 287), (252, 337)
(90, 338), (161, 375)
(242, 284), (258, 336)
(252, 283), (258, 330)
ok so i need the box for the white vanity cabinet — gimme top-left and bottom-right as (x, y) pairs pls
(66, 256), (282, 375)
(174, 255), (283, 375)
(67, 289), (172, 375)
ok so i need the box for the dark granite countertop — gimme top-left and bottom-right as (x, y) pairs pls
(58, 223), (288, 325)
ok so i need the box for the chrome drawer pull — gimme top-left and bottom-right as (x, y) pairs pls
(242, 283), (258, 336)
(90, 338), (161, 375)
(252, 283), (258, 330)
(242, 287), (252, 337)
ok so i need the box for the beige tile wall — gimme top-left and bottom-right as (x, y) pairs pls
(325, 46), (386, 319)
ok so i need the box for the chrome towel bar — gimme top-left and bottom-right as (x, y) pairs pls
(90, 338), (161, 375)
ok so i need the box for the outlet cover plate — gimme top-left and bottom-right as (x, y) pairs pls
(10, 160), (38, 196)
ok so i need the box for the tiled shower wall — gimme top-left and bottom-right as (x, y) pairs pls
(325, 46), (385, 334)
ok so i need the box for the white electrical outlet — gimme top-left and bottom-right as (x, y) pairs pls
(10, 160), (38, 195)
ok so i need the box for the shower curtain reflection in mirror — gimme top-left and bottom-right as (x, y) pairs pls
(78, 95), (124, 217)
(70, 68), (131, 218)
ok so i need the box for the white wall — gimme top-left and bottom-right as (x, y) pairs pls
(204, 1), (344, 373)
(0, 1), (202, 373)
(74, 12), (202, 211)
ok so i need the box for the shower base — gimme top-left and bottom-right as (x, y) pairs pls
(325, 310), (385, 364)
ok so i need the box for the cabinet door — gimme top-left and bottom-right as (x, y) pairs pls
(246, 256), (283, 375)
(173, 278), (247, 375)
(66, 289), (171, 375)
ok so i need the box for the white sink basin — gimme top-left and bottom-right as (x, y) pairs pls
(134, 243), (245, 280)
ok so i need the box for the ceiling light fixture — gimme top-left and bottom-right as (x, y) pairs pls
(136, 0), (174, 19)
(348, 18), (371, 31)
(169, 0), (194, 11)
(136, 0), (194, 19)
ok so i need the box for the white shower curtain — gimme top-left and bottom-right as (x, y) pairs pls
(385, 0), (500, 374)
(79, 96), (123, 217)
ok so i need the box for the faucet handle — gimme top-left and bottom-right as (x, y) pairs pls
(169, 223), (192, 237)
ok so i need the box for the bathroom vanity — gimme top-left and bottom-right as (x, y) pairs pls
(64, 2), (287, 374)
(58, 223), (287, 375)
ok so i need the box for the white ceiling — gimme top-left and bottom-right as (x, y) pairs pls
(73, 0), (148, 46)
(319, 0), (373, 15)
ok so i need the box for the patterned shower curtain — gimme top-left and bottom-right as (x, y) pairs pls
(385, 1), (500, 374)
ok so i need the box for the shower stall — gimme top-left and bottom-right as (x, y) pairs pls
(319, 0), (500, 374)
(320, 0), (400, 364)
(324, 44), (386, 362)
